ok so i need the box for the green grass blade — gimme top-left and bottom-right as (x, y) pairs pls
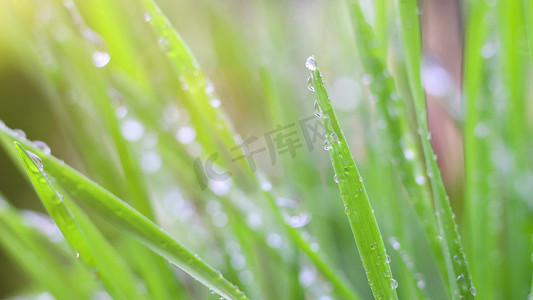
(499, 1), (531, 298)
(307, 57), (398, 300)
(1, 129), (248, 300)
(395, 0), (474, 298)
(14, 142), (144, 300)
(344, 0), (449, 290)
(463, 0), (498, 298)
(0, 198), (93, 299)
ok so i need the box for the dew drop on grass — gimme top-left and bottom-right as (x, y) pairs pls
(333, 174), (339, 183)
(307, 76), (315, 91)
(143, 12), (151, 22)
(370, 242), (377, 250)
(176, 126), (196, 144)
(115, 106), (128, 118)
(158, 37), (171, 52)
(305, 56), (317, 71)
(403, 148), (415, 160)
(33, 141), (51, 155)
(92, 51), (110, 68)
(314, 100), (322, 117)
(210, 98), (221, 108)
(415, 174), (426, 185)
(287, 212), (311, 228)
(359, 176), (363, 182)
(470, 286), (477, 296)
(260, 180), (272, 191)
(27, 151), (44, 172)
(330, 132), (339, 144)
(390, 278), (398, 290)
(13, 129), (27, 139)
(456, 274), (466, 287)
(76, 252), (80, 259)
(385, 255), (391, 263)
(417, 279), (426, 289)
(323, 140), (332, 151)
(121, 119), (145, 141)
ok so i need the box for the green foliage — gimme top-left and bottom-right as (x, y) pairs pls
(0, 0), (531, 299)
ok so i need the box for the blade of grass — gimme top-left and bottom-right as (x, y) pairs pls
(14, 143), (144, 300)
(307, 57), (398, 300)
(1, 129), (248, 300)
(395, 0), (474, 298)
(0, 197), (93, 300)
(498, 1), (531, 298)
(463, 0), (499, 298)
(344, 0), (449, 292)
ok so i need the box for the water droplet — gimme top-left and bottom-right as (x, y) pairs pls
(210, 98), (221, 107)
(175, 126), (196, 144)
(417, 279), (426, 289)
(76, 252), (80, 259)
(307, 76), (315, 91)
(334, 174), (339, 183)
(390, 278), (398, 290)
(323, 140), (332, 150)
(33, 141), (51, 155)
(314, 100), (322, 117)
(121, 119), (145, 141)
(115, 106), (128, 118)
(13, 129), (26, 139)
(330, 132), (340, 144)
(470, 286), (476, 296)
(92, 51), (110, 68)
(287, 212), (311, 228)
(359, 176), (363, 182)
(143, 12), (151, 22)
(158, 37), (170, 51)
(415, 174), (426, 185)
(261, 180), (272, 191)
(370, 242), (377, 250)
(344, 206), (354, 215)
(385, 255), (391, 263)
(299, 267), (317, 287)
(384, 269), (391, 277)
(27, 151), (43, 172)
(305, 56), (317, 71)
(403, 148), (415, 160)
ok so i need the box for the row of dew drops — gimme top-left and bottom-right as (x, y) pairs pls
(305, 57), (400, 293)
